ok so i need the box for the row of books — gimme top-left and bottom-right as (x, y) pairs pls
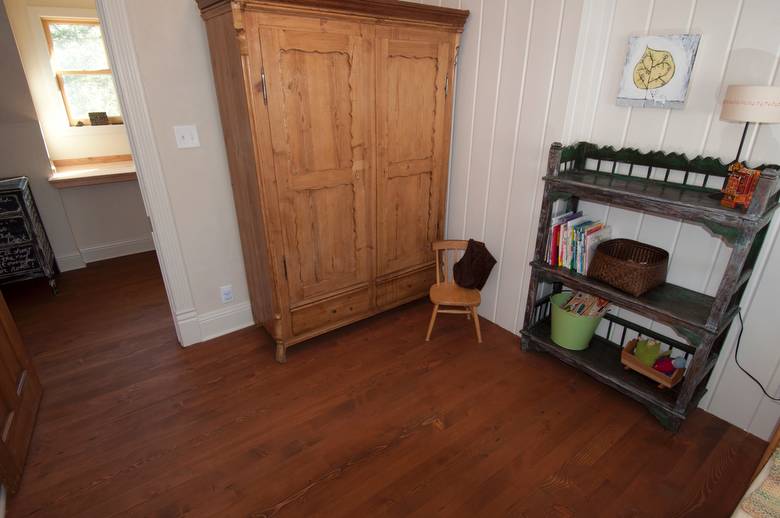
(546, 211), (611, 274)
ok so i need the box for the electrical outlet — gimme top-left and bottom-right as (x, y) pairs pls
(220, 284), (234, 304)
(174, 125), (200, 149)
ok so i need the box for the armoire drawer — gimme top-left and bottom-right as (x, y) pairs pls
(376, 266), (435, 309)
(290, 287), (372, 336)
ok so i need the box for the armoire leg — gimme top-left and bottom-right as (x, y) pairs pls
(275, 341), (287, 364)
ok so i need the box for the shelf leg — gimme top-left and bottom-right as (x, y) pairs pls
(648, 406), (682, 433)
(521, 271), (541, 352)
(674, 332), (714, 415)
(706, 231), (753, 330)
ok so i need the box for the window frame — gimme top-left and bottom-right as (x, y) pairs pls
(41, 17), (123, 127)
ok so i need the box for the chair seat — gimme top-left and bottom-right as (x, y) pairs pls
(429, 282), (481, 306)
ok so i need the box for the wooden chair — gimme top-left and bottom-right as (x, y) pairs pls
(425, 240), (482, 343)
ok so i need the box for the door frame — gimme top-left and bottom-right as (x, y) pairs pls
(95, 0), (202, 345)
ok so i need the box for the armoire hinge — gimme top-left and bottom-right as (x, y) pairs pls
(282, 257), (287, 279)
(260, 66), (268, 105)
(444, 74), (449, 98)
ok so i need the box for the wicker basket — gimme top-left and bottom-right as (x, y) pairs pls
(587, 239), (668, 297)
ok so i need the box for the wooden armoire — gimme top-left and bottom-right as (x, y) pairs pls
(196, 0), (468, 362)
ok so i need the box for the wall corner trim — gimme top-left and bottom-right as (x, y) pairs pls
(97, 0), (199, 347)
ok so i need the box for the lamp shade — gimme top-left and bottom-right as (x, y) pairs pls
(720, 85), (780, 123)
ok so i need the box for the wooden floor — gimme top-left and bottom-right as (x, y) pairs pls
(3, 252), (764, 517)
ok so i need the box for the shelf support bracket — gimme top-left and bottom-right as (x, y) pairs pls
(701, 220), (739, 246)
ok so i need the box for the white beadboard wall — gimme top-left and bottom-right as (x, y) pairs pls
(564, 0), (780, 440)
(412, 0), (585, 332)
(415, 0), (780, 439)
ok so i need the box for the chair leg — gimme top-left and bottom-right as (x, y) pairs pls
(426, 304), (439, 341)
(471, 306), (482, 343)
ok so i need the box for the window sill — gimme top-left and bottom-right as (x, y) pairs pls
(49, 155), (136, 189)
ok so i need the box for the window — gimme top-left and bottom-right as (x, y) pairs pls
(42, 18), (122, 127)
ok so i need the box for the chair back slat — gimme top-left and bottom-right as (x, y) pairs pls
(432, 240), (468, 286)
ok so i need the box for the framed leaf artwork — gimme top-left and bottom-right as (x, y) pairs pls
(617, 34), (700, 109)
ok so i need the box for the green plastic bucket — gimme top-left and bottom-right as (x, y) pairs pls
(550, 292), (603, 351)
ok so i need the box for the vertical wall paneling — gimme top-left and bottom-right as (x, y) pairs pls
(462, 0), (506, 240)
(481, 0), (535, 321)
(492, 0), (570, 330)
(478, 0), (509, 241)
(427, 0), (780, 438)
(563, 0), (780, 439)
(444, 0), (481, 239)
(511, 0), (569, 332)
(433, 0), (583, 330)
(458, 0), (483, 239)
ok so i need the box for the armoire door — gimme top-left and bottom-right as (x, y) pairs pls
(375, 27), (453, 277)
(257, 21), (373, 304)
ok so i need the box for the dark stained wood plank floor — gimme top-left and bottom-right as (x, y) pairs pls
(2, 252), (765, 517)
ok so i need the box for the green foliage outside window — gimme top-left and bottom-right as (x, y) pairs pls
(44, 20), (122, 126)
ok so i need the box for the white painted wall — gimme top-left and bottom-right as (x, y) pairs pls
(99, 0), (779, 437)
(555, 0), (780, 440)
(3, 0), (153, 269)
(0, 1), (80, 262)
(426, 0), (585, 332)
(419, 0), (780, 439)
(4, 0), (131, 159)
(105, 0), (585, 345)
(114, 0), (253, 333)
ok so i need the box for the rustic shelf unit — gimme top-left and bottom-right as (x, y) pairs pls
(521, 142), (780, 431)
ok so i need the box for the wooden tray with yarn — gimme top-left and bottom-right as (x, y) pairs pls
(621, 339), (684, 389)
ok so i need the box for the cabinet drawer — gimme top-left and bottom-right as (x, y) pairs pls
(376, 266), (434, 308)
(0, 194), (21, 216)
(0, 218), (31, 247)
(291, 287), (371, 336)
(0, 245), (39, 276)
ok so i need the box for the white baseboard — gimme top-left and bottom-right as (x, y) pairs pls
(55, 253), (87, 272)
(176, 301), (255, 346)
(80, 235), (155, 263)
(175, 308), (203, 347)
(199, 301), (255, 341)
(55, 235), (155, 271)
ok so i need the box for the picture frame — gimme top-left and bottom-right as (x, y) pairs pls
(617, 34), (701, 109)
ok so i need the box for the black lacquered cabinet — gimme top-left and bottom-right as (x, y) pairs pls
(0, 177), (56, 291)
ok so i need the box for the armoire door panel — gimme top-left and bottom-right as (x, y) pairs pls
(376, 31), (451, 277)
(383, 173), (434, 269)
(0, 291), (41, 492)
(258, 24), (371, 303)
(291, 185), (358, 288)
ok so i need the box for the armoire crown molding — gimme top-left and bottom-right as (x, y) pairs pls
(196, 0), (469, 30)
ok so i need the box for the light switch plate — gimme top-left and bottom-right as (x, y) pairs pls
(174, 125), (200, 149)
